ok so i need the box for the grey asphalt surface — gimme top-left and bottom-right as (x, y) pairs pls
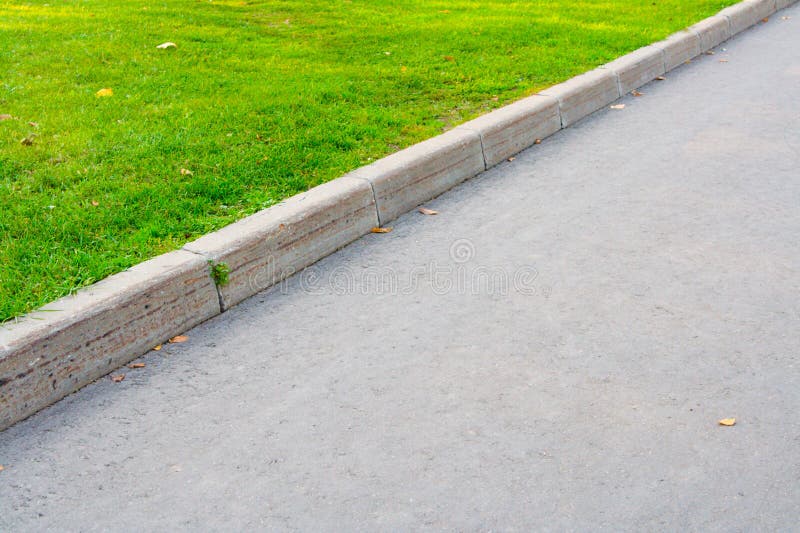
(2, 7), (800, 531)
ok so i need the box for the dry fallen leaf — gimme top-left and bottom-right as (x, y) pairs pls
(169, 335), (189, 343)
(0, 465), (4, 472)
(371, 227), (393, 233)
(153, 345), (162, 351)
(443, 55), (455, 62)
(156, 42), (177, 49)
(91, 200), (100, 207)
(128, 362), (146, 369)
(656, 76), (666, 81)
(20, 134), (35, 146)
(507, 156), (516, 162)
(0, 114), (13, 121)
(705, 50), (715, 55)
(631, 90), (643, 97)
(761, 17), (769, 23)
(180, 168), (193, 176)
(610, 104), (625, 110)
(111, 374), (125, 383)
(534, 138), (542, 145)
(418, 207), (439, 215)
(95, 88), (114, 97)
(719, 59), (729, 63)
(719, 418), (736, 426)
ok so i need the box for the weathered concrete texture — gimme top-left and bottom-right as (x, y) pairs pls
(458, 95), (561, 168)
(539, 68), (621, 128)
(777, 0), (797, 9)
(601, 45), (666, 95)
(349, 128), (484, 224)
(184, 176), (378, 310)
(0, 250), (219, 431)
(1, 5), (799, 530)
(690, 15), (732, 51)
(720, 0), (776, 35)
(654, 30), (702, 71)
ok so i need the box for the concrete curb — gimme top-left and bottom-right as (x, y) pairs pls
(0, 0), (795, 432)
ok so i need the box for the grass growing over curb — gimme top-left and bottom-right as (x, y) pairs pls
(1, 0), (737, 321)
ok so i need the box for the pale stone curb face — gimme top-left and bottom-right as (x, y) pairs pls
(690, 15), (733, 51)
(458, 95), (561, 168)
(1, 0), (796, 432)
(539, 69), (620, 128)
(653, 30), (702, 72)
(348, 128), (485, 224)
(0, 251), (220, 430)
(601, 45), (666, 95)
(720, 0), (776, 35)
(183, 176), (378, 310)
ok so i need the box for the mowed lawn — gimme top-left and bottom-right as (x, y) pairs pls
(1, 0), (736, 321)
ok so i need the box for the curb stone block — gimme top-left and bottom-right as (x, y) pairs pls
(653, 30), (702, 71)
(601, 46), (666, 95)
(0, 250), (220, 431)
(720, 0), (777, 34)
(348, 128), (484, 224)
(184, 176), (378, 310)
(539, 69), (621, 128)
(690, 15), (731, 51)
(458, 95), (561, 168)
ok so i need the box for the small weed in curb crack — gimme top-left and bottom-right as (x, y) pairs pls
(209, 261), (230, 287)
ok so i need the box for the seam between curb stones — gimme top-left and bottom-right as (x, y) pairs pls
(1, 0), (795, 433)
(182, 247), (225, 313)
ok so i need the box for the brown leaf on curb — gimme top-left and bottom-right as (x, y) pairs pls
(719, 418), (736, 426)
(169, 335), (188, 343)
(631, 90), (643, 97)
(507, 157), (516, 162)
(111, 374), (125, 383)
(534, 138), (542, 144)
(153, 344), (162, 351)
(128, 362), (146, 369)
(761, 17), (769, 23)
(418, 207), (439, 215)
(656, 76), (666, 81)
(610, 104), (625, 110)
(371, 227), (393, 233)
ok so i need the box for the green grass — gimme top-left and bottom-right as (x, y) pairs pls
(1, 0), (736, 321)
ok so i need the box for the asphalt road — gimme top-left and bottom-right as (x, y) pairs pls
(2, 5), (800, 531)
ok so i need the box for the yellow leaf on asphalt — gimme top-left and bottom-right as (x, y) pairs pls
(371, 227), (392, 233)
(169, 335), (189, 343)
(719, 418), (736, 426)
(153, 345), (162, 351)
(95, 88), (113, 97)
(418, 207), (439, 215)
